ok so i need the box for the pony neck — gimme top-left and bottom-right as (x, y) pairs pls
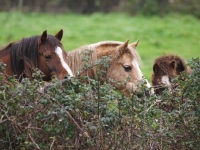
(66, 47), (98, 77)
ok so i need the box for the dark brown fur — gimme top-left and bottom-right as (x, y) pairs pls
(152, 54), (192, 94)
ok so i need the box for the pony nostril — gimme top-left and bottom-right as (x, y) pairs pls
(136, 90), (150, 98)
(136, 92), (143, 98)
(144, 90), (150, 97)
(64, 76), (68, 79)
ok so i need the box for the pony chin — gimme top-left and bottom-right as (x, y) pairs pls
(51, 73), (68, 80)
(55, 74), (65, 80)
(125, 82), (137, 93)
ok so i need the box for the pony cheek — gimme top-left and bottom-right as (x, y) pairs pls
(106, 68), (125, 82)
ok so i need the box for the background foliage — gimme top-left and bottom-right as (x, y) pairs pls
(0, 0), (200, 18)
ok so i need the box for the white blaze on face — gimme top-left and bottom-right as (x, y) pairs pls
(161, 75), (172, 93)
(55, 46), (73, 77)
(161, 75), (170, 86)
(132, 59), (143, 80)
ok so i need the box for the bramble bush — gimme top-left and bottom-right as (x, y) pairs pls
(0, 57), (199, 149)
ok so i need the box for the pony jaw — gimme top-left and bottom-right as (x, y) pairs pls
(55, 46), (73, 77)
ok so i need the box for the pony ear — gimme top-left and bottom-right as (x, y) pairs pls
(118, 40), (129, 55)
(39, 30), (47, 45)
(130, 39), (139, 48)
(55, 29), (63, 41)
(153, 63), (159, 75)
(170, 61), (176, 70)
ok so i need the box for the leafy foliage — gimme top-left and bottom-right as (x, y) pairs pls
(0, 58), (199, 149)
(2, 0), (200, 18)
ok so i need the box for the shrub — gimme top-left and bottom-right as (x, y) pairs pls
(0, 57), (199, 149)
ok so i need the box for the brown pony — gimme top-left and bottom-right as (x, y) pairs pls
(152, 54), (192, 94)
(66, 40), (153, 96)
(0, 30), (73, 82)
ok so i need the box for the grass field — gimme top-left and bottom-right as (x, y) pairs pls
(0, 11), (199, 81)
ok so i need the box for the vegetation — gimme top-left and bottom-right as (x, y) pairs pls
(0, 12), (199, 81)
(0, 55), (199, 149)
(1, 0), (200, 18)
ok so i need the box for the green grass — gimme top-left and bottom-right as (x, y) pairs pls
(0, 11), (200, 81)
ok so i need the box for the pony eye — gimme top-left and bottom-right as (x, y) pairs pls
(44, 55), (52, 60)
(124, 65), (132, 72)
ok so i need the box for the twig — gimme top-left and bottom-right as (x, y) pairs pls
(50, 136), (55, 150)
(28, 133), (40, 149)
(142, 101), (157, 115)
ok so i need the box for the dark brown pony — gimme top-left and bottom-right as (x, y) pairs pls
(152, 54), (192, 94)
(0, 30), (73, 81)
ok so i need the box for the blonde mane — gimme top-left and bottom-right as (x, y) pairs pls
(66, 45), (98, 77)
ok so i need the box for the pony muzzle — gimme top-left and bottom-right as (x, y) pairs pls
(126, 81), (154, 97)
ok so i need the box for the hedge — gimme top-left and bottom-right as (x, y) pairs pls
(0, 57), (199, 149)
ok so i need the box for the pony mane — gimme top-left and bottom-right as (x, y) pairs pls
(66, 45), (98, 77)
(9, 35), (62, 80)
(154, 54), (189, 75)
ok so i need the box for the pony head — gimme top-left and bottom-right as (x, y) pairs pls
(0, 30), (73, 81)
(67, 40), (153, 96)
(37, 30), (73, 81)
(103, 40), (153, 96)
(152, 54), (191, 94)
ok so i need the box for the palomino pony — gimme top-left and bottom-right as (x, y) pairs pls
(0, 30), (73, 82)
(66, 40), (153, 96)
(152, 54), (192, 94)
